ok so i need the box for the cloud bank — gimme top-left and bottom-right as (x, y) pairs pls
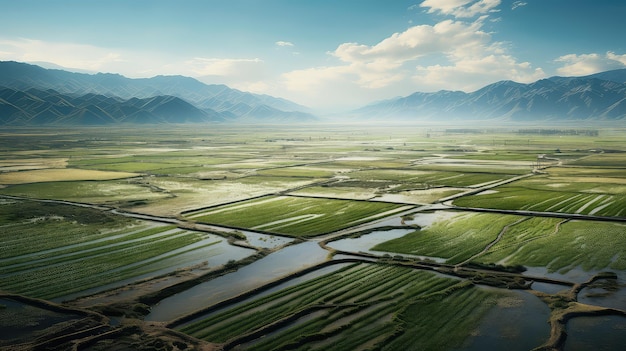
(555, 52), (626, 76)
(280, 1), (544, 109)
(1, 0), (623, 111)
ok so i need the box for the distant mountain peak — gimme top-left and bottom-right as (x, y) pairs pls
(352, 70), (626, 121)
(0, 61), (317, 124)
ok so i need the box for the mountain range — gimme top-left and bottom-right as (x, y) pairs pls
(1, 60), (625, 125)
(0, 61), (316, 125)
(353, 69), (626, 121)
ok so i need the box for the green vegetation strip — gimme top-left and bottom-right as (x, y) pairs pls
(180, 263), (504, 351)
(1, 228), (208, 299)
(0, 201), (133, 258)
(454, 178), (626, 217)
(373, 212), (523, 265)
(348, 169), (516, 188)
(0, 200), (220, 300)
(373, 211), (626, 274)
(187, 196), (409, 237)
(479, 220), (626, 273)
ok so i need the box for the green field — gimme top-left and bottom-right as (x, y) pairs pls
(186, 195), (411, 237)
(372, 212), (523, 264)
(478, 220), (626, 273)
(1, 126), (625, 350)
(347, 168), (516, 188)
(0, 200), (221, 299)
(372, 212), (626, 274)
(454, 176), (626, 217)
(180, 263), (505, 351)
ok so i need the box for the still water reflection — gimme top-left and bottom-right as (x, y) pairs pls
(146, 241), (329, 321)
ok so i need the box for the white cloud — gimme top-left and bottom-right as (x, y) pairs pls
(420, 0), (501, 18)
(184, 57), (272, 93)
(511, 1), (527, 10)
(275, 41), (294, 47)
(413, 54), (544, 92)
(333, 19), (488, 65)
(555, 52), (626, 76)
(606, 52), (626, 66)
(184, 57), (263, 77)
(279, 16), (544, 110)
(0, 38), (125, 72)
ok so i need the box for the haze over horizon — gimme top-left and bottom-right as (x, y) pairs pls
(1, 0), (625, 111)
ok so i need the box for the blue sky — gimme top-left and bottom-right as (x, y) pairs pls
(1, 0), (625, 111)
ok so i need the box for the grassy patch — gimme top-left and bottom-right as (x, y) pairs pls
(481, 220), (626, 273)
(372, 212), (523, 264)
(568, 153), (626, 167)
(0, 200), (222, 299)
(0, 180), (170, 205)
(0, 168), (138, 184)
(454, 177), (626, 217)
(256, 167), (336, 178)
(179, 263), (504, 351)
(186, 196), (410, 237)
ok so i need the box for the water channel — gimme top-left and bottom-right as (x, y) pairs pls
(145, 240), (330, 321)
(72, 209), (624, 348)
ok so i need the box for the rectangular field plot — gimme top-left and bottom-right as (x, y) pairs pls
(412, 157), (533, 175)
(372, 212), (524, 264)
(453, 176), (626, 217)
(290, 186), (379, 200)
(255, 166), (336, 178)
(567, 153), (626, 167)
(0, 180), (171, 205)
(372, 212), (626, 274)
(179, 263), (504, 351)
(347, 169), (516, 188)
(0, 201), (226, 300)
(0, 168), (139, 184)
(185, 196), (412, 237)
(477, 220), (626, 273)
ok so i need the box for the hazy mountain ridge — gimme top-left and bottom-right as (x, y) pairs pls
(0, 87), (223, 125)
(354, 69), (626, 120)
(2, 61), (625, 124)
(0, 61), (316, 124)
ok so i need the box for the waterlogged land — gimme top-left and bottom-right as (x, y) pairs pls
(0, 125), (625, 350)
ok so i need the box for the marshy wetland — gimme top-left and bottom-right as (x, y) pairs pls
(1, 125), (625, 350)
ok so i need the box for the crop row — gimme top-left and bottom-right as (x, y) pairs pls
(455, 185), (625, 217)
(1, 225), (179, 273)
(1, 227), (210, 299)
(371, 211), (626, 274)
(1, 223), (165, 264)
(0, 203), (223, 300)
(348, 169), (515, 188)
(0, 202), (135, 259)
(187, 196), (408, 237)
(479, 220), (626, 273)
(180, 263), (503, 350)
(372, 212), (522, 264)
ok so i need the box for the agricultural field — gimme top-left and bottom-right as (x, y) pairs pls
(186, 195), (411, 237)
(453, 173), (626, 217)
(179, 263), (508, 351)
(372, 212), (524, 265)
(372, 211), (626, 274)
(0, 126), (625, 350)
(0, 168), (139, 184)
(347, 168), (517, 188)
(0, 199), (237, 300)
(0, 179), (173, 207)
(477, 219), (626, 273)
